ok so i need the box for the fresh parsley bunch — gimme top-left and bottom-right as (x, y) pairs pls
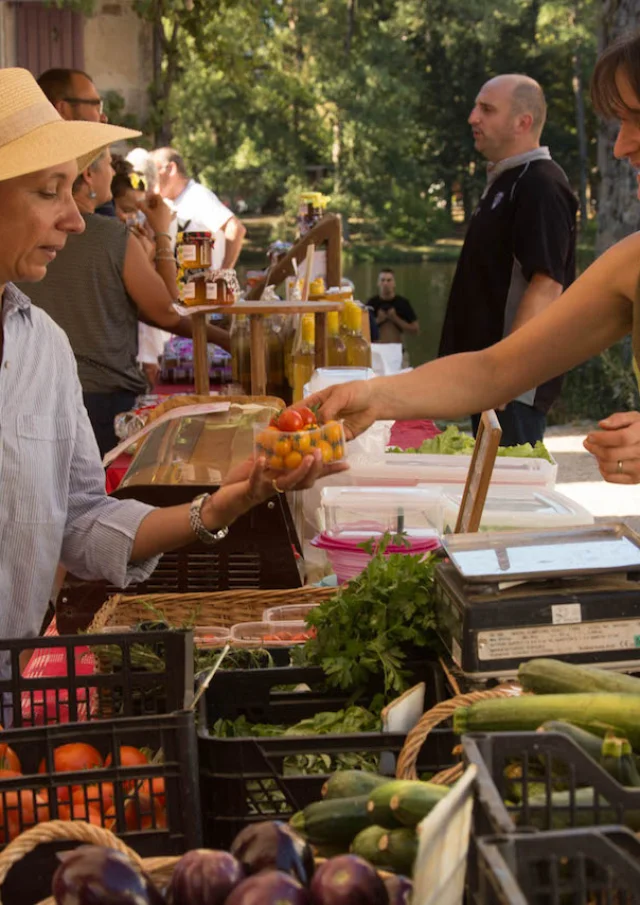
(302, 533), (439, 696)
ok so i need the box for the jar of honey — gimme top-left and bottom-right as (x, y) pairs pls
(178, 231), (212, 269)
(180, 275), (207, 306)
(206, 278), (234, 305)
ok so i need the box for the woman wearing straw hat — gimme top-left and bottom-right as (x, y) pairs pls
(0, 68), (343, 645)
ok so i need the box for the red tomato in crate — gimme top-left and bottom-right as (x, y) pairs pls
(0, 746), (21, 774)
(0, 788), (49, 842)
(38, 742), (103, 774)
(104, 746), (149, 769)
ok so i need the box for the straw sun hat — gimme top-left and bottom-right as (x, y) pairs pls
(0, 68), (141, 182)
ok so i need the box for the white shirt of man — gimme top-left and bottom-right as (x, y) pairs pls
(170, 179), (233, 270)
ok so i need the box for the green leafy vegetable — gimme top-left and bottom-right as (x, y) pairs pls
(297, 533), (439, 696)
(388, 424), (552, 462)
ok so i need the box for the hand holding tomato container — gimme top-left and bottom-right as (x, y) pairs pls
(254, 406), (347, 472)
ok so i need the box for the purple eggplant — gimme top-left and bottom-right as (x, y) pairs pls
(52, 845), (166, 905)
(309, 855), (388, 905)
(224, 870), (309, 905)
(383, 874), (413, 905)
(230, 821), (314, 885)
(168, 849), (244, 905)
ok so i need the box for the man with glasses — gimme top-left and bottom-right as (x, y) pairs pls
(37, 68), (107, 123)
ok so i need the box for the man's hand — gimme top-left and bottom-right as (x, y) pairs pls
(583, 412), (640, 483)
(202, 449), (348, 526)
(376, 309), (389, 325)
(301, 381), (378, 441)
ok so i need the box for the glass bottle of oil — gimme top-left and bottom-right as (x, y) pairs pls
(265, 314), (286, 401)
(292, 313), (316, 402)
(283, 314), (298, 396)
(229, 314), (251, 393)
(345, 302), (372, 368)
(326, 310), (347, 366)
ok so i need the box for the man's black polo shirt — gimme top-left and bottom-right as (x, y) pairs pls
(438, 158), (577, 413)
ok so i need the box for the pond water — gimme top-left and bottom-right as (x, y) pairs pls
(344, 260), (457, 368)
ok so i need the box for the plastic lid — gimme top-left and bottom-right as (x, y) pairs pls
(440, 486), (593, 531)
(312, 532), (440, 553)
(321, 485), (443, 510)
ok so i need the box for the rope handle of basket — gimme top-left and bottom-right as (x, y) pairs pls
(395, 684), (522, 782)
(0, 820), (143, 904)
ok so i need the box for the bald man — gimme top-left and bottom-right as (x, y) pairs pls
(438, 74), (577, 446)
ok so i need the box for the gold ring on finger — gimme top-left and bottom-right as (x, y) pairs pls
(617, 459), (624, 475)
(271, 478), (285, 494)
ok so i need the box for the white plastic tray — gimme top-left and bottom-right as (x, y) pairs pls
(350, 451), (558, 488)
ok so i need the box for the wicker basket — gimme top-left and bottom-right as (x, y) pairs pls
(87, 586), (336, 634)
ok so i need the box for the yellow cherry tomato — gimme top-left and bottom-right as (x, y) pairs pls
(293, 432), (312, 454)
(332, 444), (344, 461)
(274, 439), (292, 458)
(285, 450), (303, 470)
(323, 421), (343, 444)
(256, 430), (277, 450)
(269, 455), (284, 470)
(317, 440), (334, 463)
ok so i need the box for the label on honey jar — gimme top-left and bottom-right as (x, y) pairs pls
(206, 282), (218, 301)
(181, 282), (196, 300)
(180, 244), (197, 263)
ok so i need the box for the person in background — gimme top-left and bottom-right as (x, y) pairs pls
(303, 35), (640, 485)
(0, 67), (338, 650)
(367, 269), (419, 351)
(37, 67), (117, 218)
(22, 146), (229, 456)
(111, 156), (169, 390)
(438, 74), (577, 447)
(151, 147), (246, 269)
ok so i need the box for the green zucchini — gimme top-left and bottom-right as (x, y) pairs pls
(289, 811), (305, 833)
(350, 825), (389, 866)
(378, 828), (418, 875)
(321, 770), (389, 800)
(389, 782), (449, 827)
(519, 659), (640, 696)
(367, 780), (424, 829)
(601, 735), (640, 787)
(301, 794), (371, 845)
(521, 787), (640, 832)
(453, 693), (640, 749)
(537, 720), (604, 763)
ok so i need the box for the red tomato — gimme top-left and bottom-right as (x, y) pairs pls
(58, 798), (103, 826)
(296, 406), (317, 428)
(104, 746), (149, 768)
(276, 409), (304, 433)
(0, 746), (21, 774)
(71, 782), (114, 815)
(38, 743), (103, 774)
(0, 788), (49, 842)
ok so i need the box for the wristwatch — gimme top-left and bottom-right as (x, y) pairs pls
(189, 493), (229, 545)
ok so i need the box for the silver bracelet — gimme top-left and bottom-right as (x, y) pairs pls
(189, 493), (229, 545)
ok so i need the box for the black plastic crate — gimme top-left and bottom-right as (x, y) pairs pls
(0, 631), (193, 727)
(198, 658), (457, 847)
(474, 827), (640, 904)
(463, 731), (640, 837)
(0, 710), (201, 905)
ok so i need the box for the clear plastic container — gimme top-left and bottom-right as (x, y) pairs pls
(262, 603), (320, 622)
(312, 532), (441, 584)
(436, 485), (594, 534)
(351, 451), (558, 488)
(320, 485), (444, 540)
(193, 626), (231, 648)
(305, 366), (375, 396)
(254, 420), (347, 471)
(230, 621), (312, 647)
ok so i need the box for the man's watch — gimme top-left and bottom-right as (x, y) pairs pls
(189, 493), (229, 545)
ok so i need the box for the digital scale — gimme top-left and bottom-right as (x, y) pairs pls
(434, 522), (640, 683)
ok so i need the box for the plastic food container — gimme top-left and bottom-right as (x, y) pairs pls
(320, 485), (445, 540)
(262, 603), (320, 622)
(436, 484), (594, 534)
(230, 621), (312, 647)
(350, 450), (558, 488)
(312, 532), (441, 584)
(193, 626), (231, 648)
(254, 421), (347, 471)
(304, 366), (376, 398)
